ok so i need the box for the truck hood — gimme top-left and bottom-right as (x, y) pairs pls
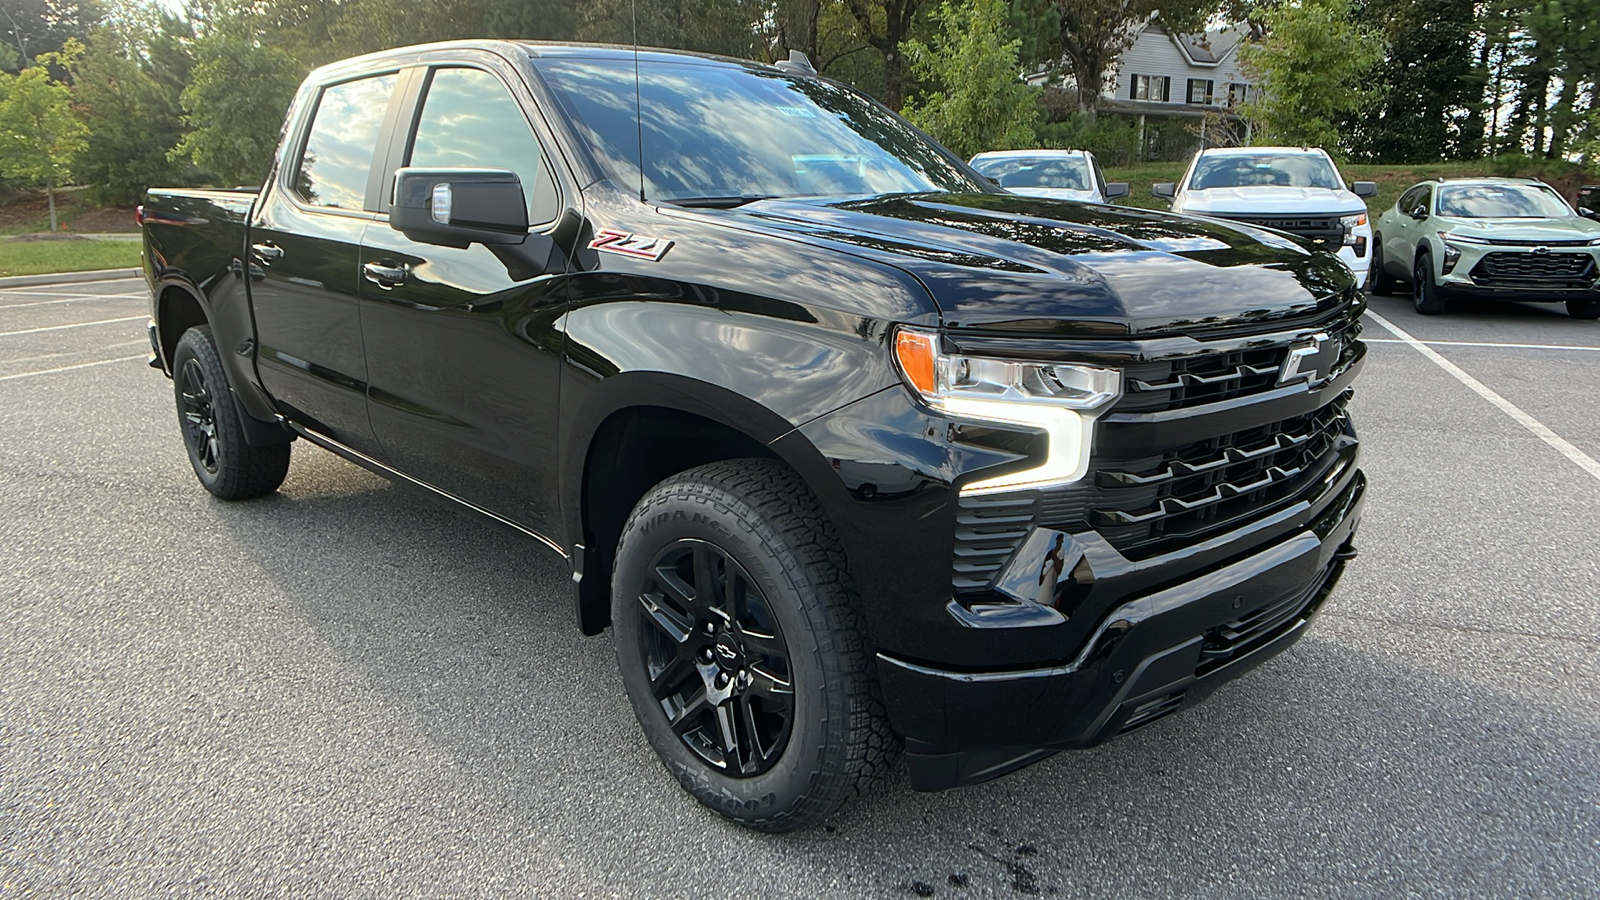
(1440, 217), (1600, 243)
(1178, 186), (1366, 217)
(720, 192), (1354, 337)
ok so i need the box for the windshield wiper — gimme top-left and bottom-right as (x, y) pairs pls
(664, 195), (783, 208)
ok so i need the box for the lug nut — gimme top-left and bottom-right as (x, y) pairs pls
(700, 648), (714, 663)
(702, 621), (716, 635)
(715, 673), (730, 689)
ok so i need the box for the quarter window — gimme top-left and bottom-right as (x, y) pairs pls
(295, 74), (398, 210)
(408, 68), (556, 224)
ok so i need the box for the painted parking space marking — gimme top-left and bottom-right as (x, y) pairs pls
(0, 355), (145, 382)
(1366, 310), (1600, 484)
(1364, 337), (1600, 352)
(0, 315), (146, 338)
(0, 293), (144, 310)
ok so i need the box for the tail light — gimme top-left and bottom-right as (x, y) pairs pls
(134, 205), (145, 226)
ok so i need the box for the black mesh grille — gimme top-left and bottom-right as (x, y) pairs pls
(1471, 251), (1596, 284)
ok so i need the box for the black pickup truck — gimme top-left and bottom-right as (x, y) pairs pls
(142, 41), (1367, 831)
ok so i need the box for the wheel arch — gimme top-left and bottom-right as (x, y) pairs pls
(154, 278), (210, 376)
(564, 372), (847, 636)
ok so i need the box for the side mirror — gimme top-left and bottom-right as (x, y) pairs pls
(1579, 206), (1597, 220)
(1152, 182), (1176, 199)
(1351, 181), (1378, 199)
(1408, 205), (1428, 220)
(1104, 182), (1130, 200)
(391, 167), (528, 248)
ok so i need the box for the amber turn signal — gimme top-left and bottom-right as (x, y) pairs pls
(893, 328), (938, 396)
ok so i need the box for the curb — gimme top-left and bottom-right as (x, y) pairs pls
(0, 268), (142, 289)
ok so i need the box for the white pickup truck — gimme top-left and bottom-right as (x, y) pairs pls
(1154, 147), (1378, 289)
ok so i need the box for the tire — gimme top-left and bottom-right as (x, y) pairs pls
(1567, 298), (1600, 320)
(1368, 235), (1395, 295)
(171, 325), (290, 499)
(611, 458), (899, 831)
(1413, 252), (1447, 315)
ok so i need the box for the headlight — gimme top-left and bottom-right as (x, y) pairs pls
(1340, 213), (1367, 245)
(892, 327), (1121, 494)
(1441, 232), (1491, 244)
(1437, 232), (1462, 273)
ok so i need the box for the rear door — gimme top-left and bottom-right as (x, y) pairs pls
(249, 71), (404, 455)
(1388, 184), (1431, 276)
(358, 55), (571, 536)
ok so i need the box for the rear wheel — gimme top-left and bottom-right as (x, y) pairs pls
(172, 325), (290, 499)
(1413, 253), (1447, 315)
(1567, 298), (1600, 320)
(611, 459), (898, 831)
(1368, 235), (1395, 295)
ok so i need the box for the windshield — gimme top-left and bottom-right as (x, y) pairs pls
(533, 58), (986, 202)
(1189, 154), (1341, 191)
(1437, 184), (1573, 219)
(971, 156), (1091, 191)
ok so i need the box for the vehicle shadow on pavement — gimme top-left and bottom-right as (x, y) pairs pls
(203, 453), (1594, 898)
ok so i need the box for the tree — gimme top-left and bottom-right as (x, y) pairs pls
(72, 11), (193, 204)
(1344, 0), (1484, 162)
(1045, 0), (1217, 122)
(169, 32), (304, 188)
(0, 40), (87, 231)
(841, 0), (925, 110)
(1238, 0), (1385, 154)
(1, 0), (106, 72)
(901, 0), (1040, 159)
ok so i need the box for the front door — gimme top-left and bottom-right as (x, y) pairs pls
(359, 63), (570, 535)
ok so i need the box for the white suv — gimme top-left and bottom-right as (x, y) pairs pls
(1154, 147), (1378, 288)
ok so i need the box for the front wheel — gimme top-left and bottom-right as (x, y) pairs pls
(611, 459), (898, 831)
(1567, 298), (1600, 320)
(1368, 235), (1395, 295)
(1413, 253), (1447, 315)
(171, 325), (290, 499)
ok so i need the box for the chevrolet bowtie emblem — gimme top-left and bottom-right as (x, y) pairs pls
(1278, 332), (1329, 384)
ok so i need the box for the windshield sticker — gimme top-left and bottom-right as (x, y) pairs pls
(588, 229), (674, 261)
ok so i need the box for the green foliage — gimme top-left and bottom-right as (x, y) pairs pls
(0, 41), (88, 229)
(901, 0), (1039, 160)
(1042, 0), (1218, 117)
(71, 13), (193, 204)
(1034, 112), (1140, 165)
(1238, 0), (1385, 155)
(1343, 0), (1483, 163)
(170, 33), (304, 188)
(0, 236), (140, 276)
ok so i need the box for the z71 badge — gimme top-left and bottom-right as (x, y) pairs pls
(588, 229), (674, 261)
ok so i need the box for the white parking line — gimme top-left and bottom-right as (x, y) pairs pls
(1365, 310), (1600, 484)
(0, 293), (144, 310)
(0, 315), (146, 338)
(0, 355), (145, 382)
(6, 340), (147, 366)
(1364, 337), (1600, 352)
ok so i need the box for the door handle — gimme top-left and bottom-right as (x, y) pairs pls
(251, 242), (284, 261)
(363, 260), (408, 287)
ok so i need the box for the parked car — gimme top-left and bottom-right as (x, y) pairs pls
(1153, 147), (1378, 289)
(141, 41), (1367, 831)
(1371, 177), (1600, 319)
(969, 149), (1129, 203)
(1577, 184), (1599, 218)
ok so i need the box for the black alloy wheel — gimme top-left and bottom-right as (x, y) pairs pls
(179, 357), (220, 475)
(636, 538), (795, 776)
(1368, 235), (1394, 295)
(171, 325), (291, 499)
(611, 459), (898, 832)
(1413, 253), (1447, 315)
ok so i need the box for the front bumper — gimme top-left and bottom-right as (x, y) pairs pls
(878, 468), (1365, 792)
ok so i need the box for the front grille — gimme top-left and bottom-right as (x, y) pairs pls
(1114, 318), (1361, 415)
(1471, 251), (1595, 284)
(1195, 560), (1333, 676)
(950, 391), (1355, 589)
(1214, 213), (1344, 247)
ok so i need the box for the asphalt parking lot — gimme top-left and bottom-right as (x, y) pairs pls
(3, 276), (1597, 897)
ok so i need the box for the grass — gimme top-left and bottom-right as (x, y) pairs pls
(1103, 158), (1593, 217)
(0, 238), (141, 277)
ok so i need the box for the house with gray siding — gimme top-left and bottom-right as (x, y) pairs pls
(1105, 21), (1255, 117)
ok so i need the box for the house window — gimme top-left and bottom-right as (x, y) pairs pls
(1130, 75), (1171, 102)
(1187, 78), (1214, 105)
(1226, 83), (1250, 107)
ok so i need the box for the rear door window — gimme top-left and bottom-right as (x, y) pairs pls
(294, 74), (398, 210)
